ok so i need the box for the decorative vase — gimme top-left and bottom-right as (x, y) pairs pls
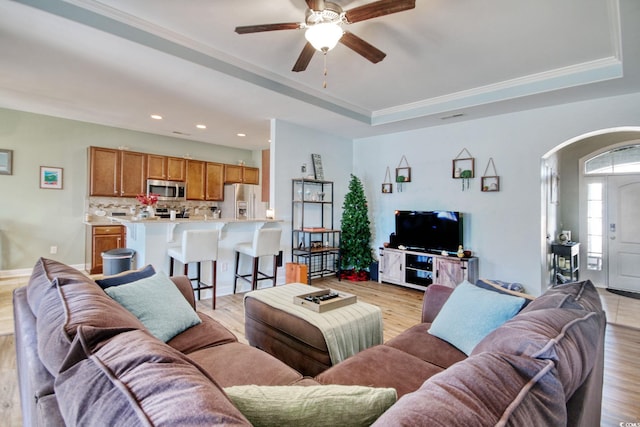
(146, 205), (155, 218)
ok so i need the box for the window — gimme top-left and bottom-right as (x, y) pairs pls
(585, 144), (640, 174)
(586, 182), (603, 271)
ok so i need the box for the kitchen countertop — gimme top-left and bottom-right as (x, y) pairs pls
(84, 216), (281, 226)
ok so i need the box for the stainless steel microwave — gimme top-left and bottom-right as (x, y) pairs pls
(146, 179), (186, 201)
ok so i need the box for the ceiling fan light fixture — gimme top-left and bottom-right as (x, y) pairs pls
(305, 22), (343, 52)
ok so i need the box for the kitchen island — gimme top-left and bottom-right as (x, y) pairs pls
(104, 216), (283, 297)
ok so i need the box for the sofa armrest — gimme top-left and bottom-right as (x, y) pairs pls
(421, 285), (454, 323)
(170, 276), (196, 309)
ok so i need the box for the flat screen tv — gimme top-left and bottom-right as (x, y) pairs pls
(394, 210), (463, 253)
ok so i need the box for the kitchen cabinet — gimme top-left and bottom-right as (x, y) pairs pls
(186, 160), (206, 200)
(147, 154), (167, 180)
(86, 225), (125, 274)
(205, 162), (224, 201)
(224, 165), (259, 184)
(89, 147), (146, 197)
(167, 157), (186, 181)
(186, 160), (224, 201)
(147, 155), (186, 181)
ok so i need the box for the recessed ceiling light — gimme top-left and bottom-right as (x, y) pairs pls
(237, 133), (246, 137)
(196, 124), (207, 129)
(150, 114), (163, 120)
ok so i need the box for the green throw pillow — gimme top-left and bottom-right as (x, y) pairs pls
(104, 271), (201, 342)
(428, 280), (525, 355)
(223, 384), (397, 427)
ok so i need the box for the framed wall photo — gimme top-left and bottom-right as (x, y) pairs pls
(40, 166), (63, 189)
(0, 149), (13, 175)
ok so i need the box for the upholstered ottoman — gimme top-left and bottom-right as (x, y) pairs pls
(244, 284), (383, 377)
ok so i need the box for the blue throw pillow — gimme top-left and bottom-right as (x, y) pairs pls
(104, 271), (201, 342)
(96, 264), (156, 289)
(428, 281), (526, 355)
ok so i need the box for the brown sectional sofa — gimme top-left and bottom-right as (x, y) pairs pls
(14, 257), (606, 426)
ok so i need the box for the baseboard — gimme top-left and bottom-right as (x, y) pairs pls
(0, 263), (87, 279)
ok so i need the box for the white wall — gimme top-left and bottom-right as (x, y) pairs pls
(354, 92), (640, 295)
(271, 119), (353, 264)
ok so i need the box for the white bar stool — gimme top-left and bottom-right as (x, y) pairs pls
(233, 227), (282, 293)
(168, 229), (220, 309)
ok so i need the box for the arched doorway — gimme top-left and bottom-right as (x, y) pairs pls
(542, 127), (640, 290)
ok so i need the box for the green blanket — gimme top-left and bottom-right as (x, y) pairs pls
(245, 284), (383, 364)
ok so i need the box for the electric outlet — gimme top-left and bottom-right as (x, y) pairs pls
(221, 262), (228, 272)
(50, 246), (58, 254)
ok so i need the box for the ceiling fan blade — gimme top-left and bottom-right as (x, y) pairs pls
(339, 31), (386, 64)
(292, 42), (316, 72)
(345, 0), (415, 24)
(235, 23), (302, 34)
(306, 0), (326, 11)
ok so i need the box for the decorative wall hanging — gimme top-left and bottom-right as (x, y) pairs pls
(311, 153), (324, 180)
(381, 166), (393, 193)
(396, 155), (411, 192)
(452, 148), (475, 191)
(481, 157), (500, 192)
(0, 149), (13, 175)
(40, 166), (63, 189)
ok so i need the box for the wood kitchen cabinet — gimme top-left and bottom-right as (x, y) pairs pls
(205, 162), (224, 201)
(147, 154), (185, 181)
(224, 165), (259, 184)
(187, 160), (224, 201)
(87, 225), (125, 274)
(89, 147), (146, 197)
(186, 160), (206, 200)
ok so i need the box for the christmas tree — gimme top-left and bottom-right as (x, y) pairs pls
(340, 174), (373, 277)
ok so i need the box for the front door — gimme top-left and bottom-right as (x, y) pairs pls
(607, 175), (640, 292)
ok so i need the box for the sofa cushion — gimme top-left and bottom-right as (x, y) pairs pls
(36, 276), (145, 376)
(224, 384), (397, 427)
(27, 257), (93, 314)
(315, 345), (444, 398)
(372, 352), (567, 427)
(167, 312), (238, 354)
(471, 307), (604, 399)
(95, 264), (155, 289)
(188, 342), (304, 388)
(522, 280), (603, 313)
(475, 279), (535, 306)
(104, 271), (202, 342)
(384, 323), (466, 369)
(54, 326), (250, 426)
(428, 281), (526, 355)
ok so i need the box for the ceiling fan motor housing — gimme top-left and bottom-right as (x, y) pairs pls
(306, 2), (345, 26)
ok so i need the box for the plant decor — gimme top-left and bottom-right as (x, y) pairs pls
(340, 174), (373, 280)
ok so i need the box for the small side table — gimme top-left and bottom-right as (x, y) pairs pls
(551, 242), (580, 284)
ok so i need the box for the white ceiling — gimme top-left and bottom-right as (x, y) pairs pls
(0, 0), (638, 151)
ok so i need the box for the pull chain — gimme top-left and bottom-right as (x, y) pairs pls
(323, 52), (328, 89)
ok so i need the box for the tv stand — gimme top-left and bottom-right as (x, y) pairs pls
(379, 247), (478, 290)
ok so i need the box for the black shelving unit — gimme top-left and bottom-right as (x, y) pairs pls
(291, 179), (341, 284)
(552, 242), (580, 284)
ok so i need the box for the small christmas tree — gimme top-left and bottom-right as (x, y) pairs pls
(340, 174), (373, 278)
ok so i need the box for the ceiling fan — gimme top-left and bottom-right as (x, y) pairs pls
(235, 0), (416, 72)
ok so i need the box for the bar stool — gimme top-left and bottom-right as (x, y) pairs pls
(168, 229), (220, 309)
(233, 227), (282, 293)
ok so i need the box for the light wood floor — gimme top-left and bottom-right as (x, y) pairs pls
(1, 276), (639, 426)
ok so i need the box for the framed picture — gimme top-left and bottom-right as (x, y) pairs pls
(311, 154), (324, 180)
(481, 176), (500, 192)
(40, 166), (63, 189)
(0, 149), (13, 175)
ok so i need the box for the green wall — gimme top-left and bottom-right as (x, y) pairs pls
(0, 108), (254, 272)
